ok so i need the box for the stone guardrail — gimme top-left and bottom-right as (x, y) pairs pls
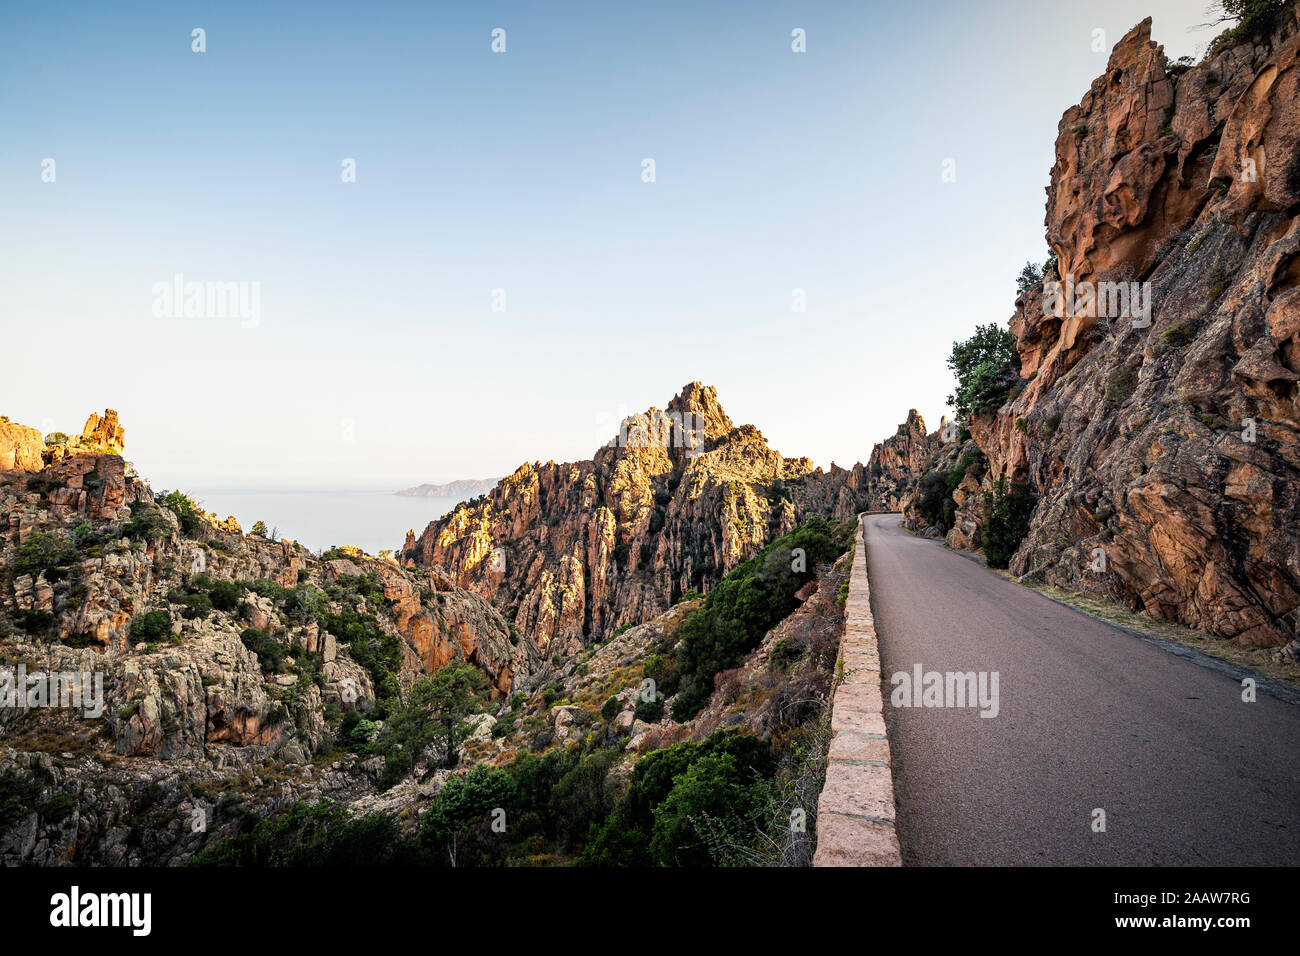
(812, 514), (903, 866)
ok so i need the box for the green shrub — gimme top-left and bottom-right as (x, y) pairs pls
(189, 800), (421, 867)
(0, 771), (43, 833)
(17, 610), (55, 635)
(12, 532), (75, 578)
(178, 592), (213, 620)
(1016, 261), (1044, 294)
(947, 323), (1020, 419)
(129, 609), (172, 642)
(669, 517), (851, 721)
(161, 491), (203, 536)
(375, 660), (490, 787)
(123, 507), (171, 543)
(249, 578), (286, 602)
(240, 627), (287, 674)
(634, 696), (664, 724)
(600, 695), (621, 721)
(981, 480), (1037, 569)
(417, 763), (516, 864)
(207, 579), (244, 612)
(1216, 0), (1288, 40)
(579, 731), (774, 866)
(769, 636), (804, 670)
(1105, 366), (1140, 408)
(1159, 322), (1196, 347)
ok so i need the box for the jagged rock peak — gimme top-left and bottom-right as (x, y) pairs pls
(79, 409), (125, 456)
(664, 382), (735, 439)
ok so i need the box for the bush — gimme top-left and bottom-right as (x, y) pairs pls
(129, 609), (172, 642)
(323, 609), (403, 714)
(249, 578), (286, 602)
(251, 520), (268, 537)
(12, 532), (74, 578)
(648, 752), (770, 866)
(161, 491), (203, 536)
(669, 517), (852, 721)
(579, 731), (774, 866)
(947, 323), (1020, 419)
(177, 592), (213, 620)
(240, 628), (288, 674)
(634, 696), (664, 724)
(283, 584), (325, 625)
(600, 695), (621, 721)
(16, 610), (55, 635)
(1016, 261), (1043, 294)
(769, 636), (804, 670)
(1215, 0), (1288, 39)
(189, 800), (421, 866)
(123, 507), (171, 543)
(207, 579), (244, 612)
(1105, 366), (1140, 408)
(1159, 322), (1196, 348)
(981, 480), (1037, 569)
(418, 763), (516, 864)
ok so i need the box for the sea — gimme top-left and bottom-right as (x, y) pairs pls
(188, 490), (462, 557)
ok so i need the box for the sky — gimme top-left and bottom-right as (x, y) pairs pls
(0, 0), (1229, 491)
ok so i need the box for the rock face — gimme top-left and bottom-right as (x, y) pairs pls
(0, 418), (46, 472)
(903, 10), (1300, 648)
(0, 412), (536, 765)
(864, 410), (937, 511)
(74, 410), (125, 457)
(0, 409), (127, 473)
(403, 383), (880, 655)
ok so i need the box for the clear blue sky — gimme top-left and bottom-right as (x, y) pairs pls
(0, 0), (1225, 490)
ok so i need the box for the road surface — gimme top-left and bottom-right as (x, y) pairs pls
(864, 513), (1300, 865)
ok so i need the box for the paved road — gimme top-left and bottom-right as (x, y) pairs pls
(864, 513), (1300, 865)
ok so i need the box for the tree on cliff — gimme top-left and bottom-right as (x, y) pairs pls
(946, 323), (1020, 420)
(377, 660), (490, 788)
(1209, 0), (1288, 38)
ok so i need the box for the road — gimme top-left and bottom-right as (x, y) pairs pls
(864, 513), (1300, 865)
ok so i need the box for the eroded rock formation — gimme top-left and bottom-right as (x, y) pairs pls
(904, 9), (1300, 648)
(403, 383), (882, 654)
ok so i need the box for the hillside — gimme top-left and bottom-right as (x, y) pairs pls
(395, 478), (499, 500)
(401, 382), (886, 654)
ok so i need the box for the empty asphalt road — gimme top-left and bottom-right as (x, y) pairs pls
(864, 513), (1300, 865)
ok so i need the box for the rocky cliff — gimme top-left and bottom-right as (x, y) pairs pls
(0, 407), (856, 865)
(402, 383), (881, 655)
(0, 409), (548, 861)
(904, 8), (1300, 651)
(864, 410), (938, 511)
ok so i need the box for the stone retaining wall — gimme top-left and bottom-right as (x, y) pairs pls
(812, 515), (903, 866)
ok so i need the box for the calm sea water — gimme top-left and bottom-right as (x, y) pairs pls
(190, 491), (460, 556)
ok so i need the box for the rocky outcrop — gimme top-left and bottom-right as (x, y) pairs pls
(73, 409), (125, 457)
(865, 410), (936, 510)
(402, 383), (878, 655)
(0, 413), (537, 769)
(905, 9), (1300, 648)
(0, 409), (129, 474)
(0, 418), (46, 472)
